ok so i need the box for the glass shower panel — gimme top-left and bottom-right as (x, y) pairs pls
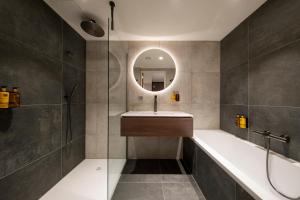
(85, 21), (109, 200)
(107, 30), (128, 199)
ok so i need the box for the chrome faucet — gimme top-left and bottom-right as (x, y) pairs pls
(154, 95), (157, 112)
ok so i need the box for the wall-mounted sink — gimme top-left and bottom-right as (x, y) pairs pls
(121, 111), (193, 137)
(121, 111), (193, 117)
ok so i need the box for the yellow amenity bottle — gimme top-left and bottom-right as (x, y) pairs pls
(0, 86), (10, 108)
(171, 91), (176, 102)
(239, 115), (247, 129)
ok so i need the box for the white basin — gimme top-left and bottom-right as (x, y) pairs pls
(121, 111), (193, 118)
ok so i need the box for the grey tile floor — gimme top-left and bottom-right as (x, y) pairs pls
(112, 174), (206, 200)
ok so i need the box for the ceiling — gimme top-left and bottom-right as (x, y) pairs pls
(45, 0), (266, 41)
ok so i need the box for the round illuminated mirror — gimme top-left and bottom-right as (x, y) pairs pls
(133, 49), (176, 92)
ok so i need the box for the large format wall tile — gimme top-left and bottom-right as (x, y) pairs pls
(0, 0), (62, 60)
(190, 103), (220, 129)
(63, 63), (86, 104)
(236, 184), (255, 200)
(190, 42), (220, 73)
(182, 138), (196, 174)
(128, 137), (160, 159)
(112, 183), (164, 200)
(0, 38), (62, 105)
(249, 41), (300, 107)
(62, 104), (85, 145)
(249, 0), (300, 58)
(63, 22), (86, 69)
(0, 150), (61, 200)
(220, 63), (248, 105)
(0, 105), (61, 178)
(0, 0), (86, 198)
(221, 20), (248, 69)
(182, 139), (255, 200)
(249, 106), (300, 162)
(192, 72), (220, 105)
(221, 0), (300, 163)
(162, 182), (201, 200)
(195, 145), (236, 200)
(62, 137), (85, 176)
(220, 104), (248, 140)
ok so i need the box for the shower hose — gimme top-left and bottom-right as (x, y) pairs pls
(265, 138), (300, 200)
(66, 100), (73, 144)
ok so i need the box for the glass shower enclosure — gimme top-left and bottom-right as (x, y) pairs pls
(107, 20), (127, 199)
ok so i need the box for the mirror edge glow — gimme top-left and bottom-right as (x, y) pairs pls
(130, 47), (178, 95)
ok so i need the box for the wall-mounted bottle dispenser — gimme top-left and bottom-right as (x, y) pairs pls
(0, 86), (10, 108)
(0, 86), (21, 109)
(171, 91), (180, 102)
(9, 87), (20, 108)
(235, 114), (247, 129)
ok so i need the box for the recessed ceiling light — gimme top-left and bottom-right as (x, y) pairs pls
(158, 56), (164, 60)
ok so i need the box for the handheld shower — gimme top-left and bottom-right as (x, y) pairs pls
(65, 83), (79, 145)
(253, 130), (300, 200)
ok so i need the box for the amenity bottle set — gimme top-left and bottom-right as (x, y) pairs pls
(0, 86), (20, 108)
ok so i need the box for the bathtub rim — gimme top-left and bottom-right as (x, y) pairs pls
(191, 129), (300, 200)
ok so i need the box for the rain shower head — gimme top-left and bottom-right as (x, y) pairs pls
(80, 19), (104, 37)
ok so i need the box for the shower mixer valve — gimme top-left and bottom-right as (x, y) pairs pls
(252, 130), (290, 143)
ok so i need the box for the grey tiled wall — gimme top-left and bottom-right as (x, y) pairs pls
(220, 0), (300, 162)
(0, 0), (86, 199)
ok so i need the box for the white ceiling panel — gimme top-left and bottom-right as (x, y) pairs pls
(44, 0), (266, 41)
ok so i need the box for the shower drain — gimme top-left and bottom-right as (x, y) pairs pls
(96, 167), (102, 171)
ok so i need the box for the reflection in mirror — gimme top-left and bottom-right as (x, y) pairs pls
(109, 52), (121, 89)
(133, 49), (176, 92)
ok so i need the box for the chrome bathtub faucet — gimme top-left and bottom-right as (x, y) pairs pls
(252, 130), (290, 143)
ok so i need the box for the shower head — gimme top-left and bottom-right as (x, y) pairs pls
(80, 19), (105, 37)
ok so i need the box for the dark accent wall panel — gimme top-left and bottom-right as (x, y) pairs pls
(194, 144), (236, 200)
(0, 0), (86, 199)
(0, 0), (63, 60)
(0, 150), (61, 200)
(220, 105), (248, 140)
(249, 41), (300, 107)
(63, 21), (86, 69)
(249, 106), (300, 161)
(181, 138), (196, 174)
(62, 137), (85, 176)
(220, 0), (300, 162)
(0, 105), (61, 178)
(249, 0), (300, 59)
(182, 139), (255, 200)
(221, 20), (248, 69)
(0, 38), (62, 105)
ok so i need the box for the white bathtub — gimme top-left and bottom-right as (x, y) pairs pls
(192, 130), (300, 200)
